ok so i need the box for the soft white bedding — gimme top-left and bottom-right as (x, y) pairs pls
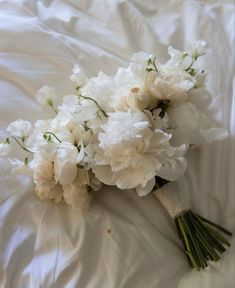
(0, 0), (234, 287)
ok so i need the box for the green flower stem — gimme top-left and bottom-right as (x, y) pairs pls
(44, 132), (62, 143)
(198, 233), (221, 261)
(178, 217), (199, 270)
(183, 214), (205, 268)
(204, 223), (231, 247)
(175, 219), (193, 267)
(174, 209), (232, 270)
(47, 100), (58, 113)
(152, 57), (158, 72)
(191, 214), (224, 261)
(193, 214), (231, 247)
(185, 54), (196, 73)
(10, 136), (32, 153)
(191, 214), (222, 249)
(78, 95), (108, 118)
(193, 217), (226, 254)
(196, 214), (232, 236)
(192, 220), (223, 260)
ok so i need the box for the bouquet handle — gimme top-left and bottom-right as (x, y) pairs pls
(153, 185), (232, 271)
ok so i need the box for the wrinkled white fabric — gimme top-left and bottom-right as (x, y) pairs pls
(0, 0), (234, 287)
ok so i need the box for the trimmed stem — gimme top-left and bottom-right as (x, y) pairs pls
(153, 185), (232, 270)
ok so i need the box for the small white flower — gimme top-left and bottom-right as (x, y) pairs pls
(54, 142), (78, 185)
(59, 94), (80, 114)
(70, 64), (87, 86)
(81, 71), (115, 112)
(168, 102), (228, 145)
(36, 86), (57, 106)
(166, 46), (190, 70)
(131, 51), (152, 64)
(190, 40), (207, 59)
(7, 119), (32, 139)
(0, 142), (11, 156)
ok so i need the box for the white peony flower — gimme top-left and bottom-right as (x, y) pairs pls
(0, 142), (11, 156)
(93, 110), (187, 196)
(70, 64), (87, 86)
(54, 142), (78, 186)
(145, 68), (195, 103)
(168, 102), (228, 145)
(36, 86), (57, 106)
(7, 119), (32, 139)
(146, 109), (169, 130)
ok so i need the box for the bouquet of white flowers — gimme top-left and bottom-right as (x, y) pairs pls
(0, 41), (232, 270)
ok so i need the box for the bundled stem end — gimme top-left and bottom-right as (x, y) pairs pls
(175, 210), (232, 271)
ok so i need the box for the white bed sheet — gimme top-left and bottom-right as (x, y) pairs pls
(0, 0), (234, 287)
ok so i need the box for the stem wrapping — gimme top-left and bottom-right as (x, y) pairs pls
(153, 184), (232, 270)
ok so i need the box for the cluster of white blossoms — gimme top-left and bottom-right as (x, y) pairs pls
(0, 41), (228, 210)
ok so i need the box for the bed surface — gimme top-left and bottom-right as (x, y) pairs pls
(0, 1), (234, 287)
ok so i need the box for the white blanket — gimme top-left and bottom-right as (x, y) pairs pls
(0, 0), (234, 287)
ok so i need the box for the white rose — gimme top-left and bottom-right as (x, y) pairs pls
(113, 85), (151, 111)
(112, 63), (157, 111)
(127, 86), (150, 110)
(0, 142), (11, 156)
(7, 119), (32, 139)
(36, 86), (57, 106)
(54, 142), (78, 185)
(70, 64), (87, 86)
(93, 110), (187, 196)
(145, 68), (194, 103)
